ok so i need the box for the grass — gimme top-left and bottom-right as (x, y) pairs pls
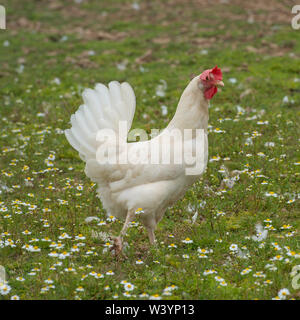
(0, 0), (299, 300)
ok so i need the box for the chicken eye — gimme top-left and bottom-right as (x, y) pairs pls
(206, 76), (209, 80)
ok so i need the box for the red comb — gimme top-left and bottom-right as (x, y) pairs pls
(200, 66), (222, 81)
(210, 66), (222, 80)
(200, 66), (223, 100)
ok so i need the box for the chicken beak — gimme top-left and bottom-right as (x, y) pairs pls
(215, 80), (224, 87)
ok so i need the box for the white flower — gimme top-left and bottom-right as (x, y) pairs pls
(58, 233), (71, 240)
(48, 251), (58, 257)
(149, 294), (162, 300)
(58, 251), (70, 259)
(123, 292), (131, 297)
(106, 270), (115, 276)
(265, 192), (278, 197)
(278, 288), (290, 300)
(241, 268), (252, 275)
(44, 278), (54, 284)
(0, 283), (11, 295)
(203, 269), (217, 276)
(182, 237), (193, 244)
(124, 283), (135, 291)
(107, 215), (116, 222)
(229, 244), (238, 252)
(16, 277), (25, 282)
(215, 276), (225, 282)
(75, 234), (86, 240)
(219, 281), (227, 286)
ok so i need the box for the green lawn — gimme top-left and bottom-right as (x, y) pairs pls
(0, 0), (299, 300)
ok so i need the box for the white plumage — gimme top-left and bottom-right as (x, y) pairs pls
(65, 72), (221, 253)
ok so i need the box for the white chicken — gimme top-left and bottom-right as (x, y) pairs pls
(65, 66), (224, 253)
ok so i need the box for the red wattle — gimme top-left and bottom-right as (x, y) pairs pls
(204, 86), (217, 100)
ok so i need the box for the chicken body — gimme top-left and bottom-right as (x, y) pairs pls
(65, 76), (210, 252)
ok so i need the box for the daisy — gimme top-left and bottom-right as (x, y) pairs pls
(285, 231), (295, 237)
(287, 251), (300, 258)
(58, 233), (71, 240)
(287, 199), (295, 204)
(16, 277), (25, 282)
(219, 281), (227, 287)
(44, 278), (53, 284)
(107, 215), (116, 222)
(135, 208), (144, 215)
(253, 272), (266, 278)
(215, 276), (225, 282)
(203, 269), (217, 276)
(71, 245), (80, 252)
(76, 286), (84, 292)
(281, 224), (292, 230)
(56, 243), (65, 250)
(106, 270), (115, 276)
(58, 251), (70, 259)
(124, 283), (135, 291)
(40, 287), (49, 293)
(271, 255), (283, 261)
(209, 155), (221, 162)
(229, 244), (238, 252)
(265, 192), (278, 198)
(182, 237), (193, 244)
(164, 285), (178, 292)
(149, 294), (162, 300)
(75, 234), (86, 240)
(123, 291), (131, 297)
(0, 283), (11, 295)
(241, 268), (252, 275)
(29, 246), (41, 252)
(213, 128), (225, 133)
(22, 230), (31, 235)
(278, 288), (290, 300)
(216, 211), (226, 217)
(81, 275), (88, 281)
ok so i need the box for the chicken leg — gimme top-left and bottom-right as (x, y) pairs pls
(147, 226), (156, 245)
(113, 209), (135, 255)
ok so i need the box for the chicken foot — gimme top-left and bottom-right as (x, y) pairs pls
(112, 209), (135, 255)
